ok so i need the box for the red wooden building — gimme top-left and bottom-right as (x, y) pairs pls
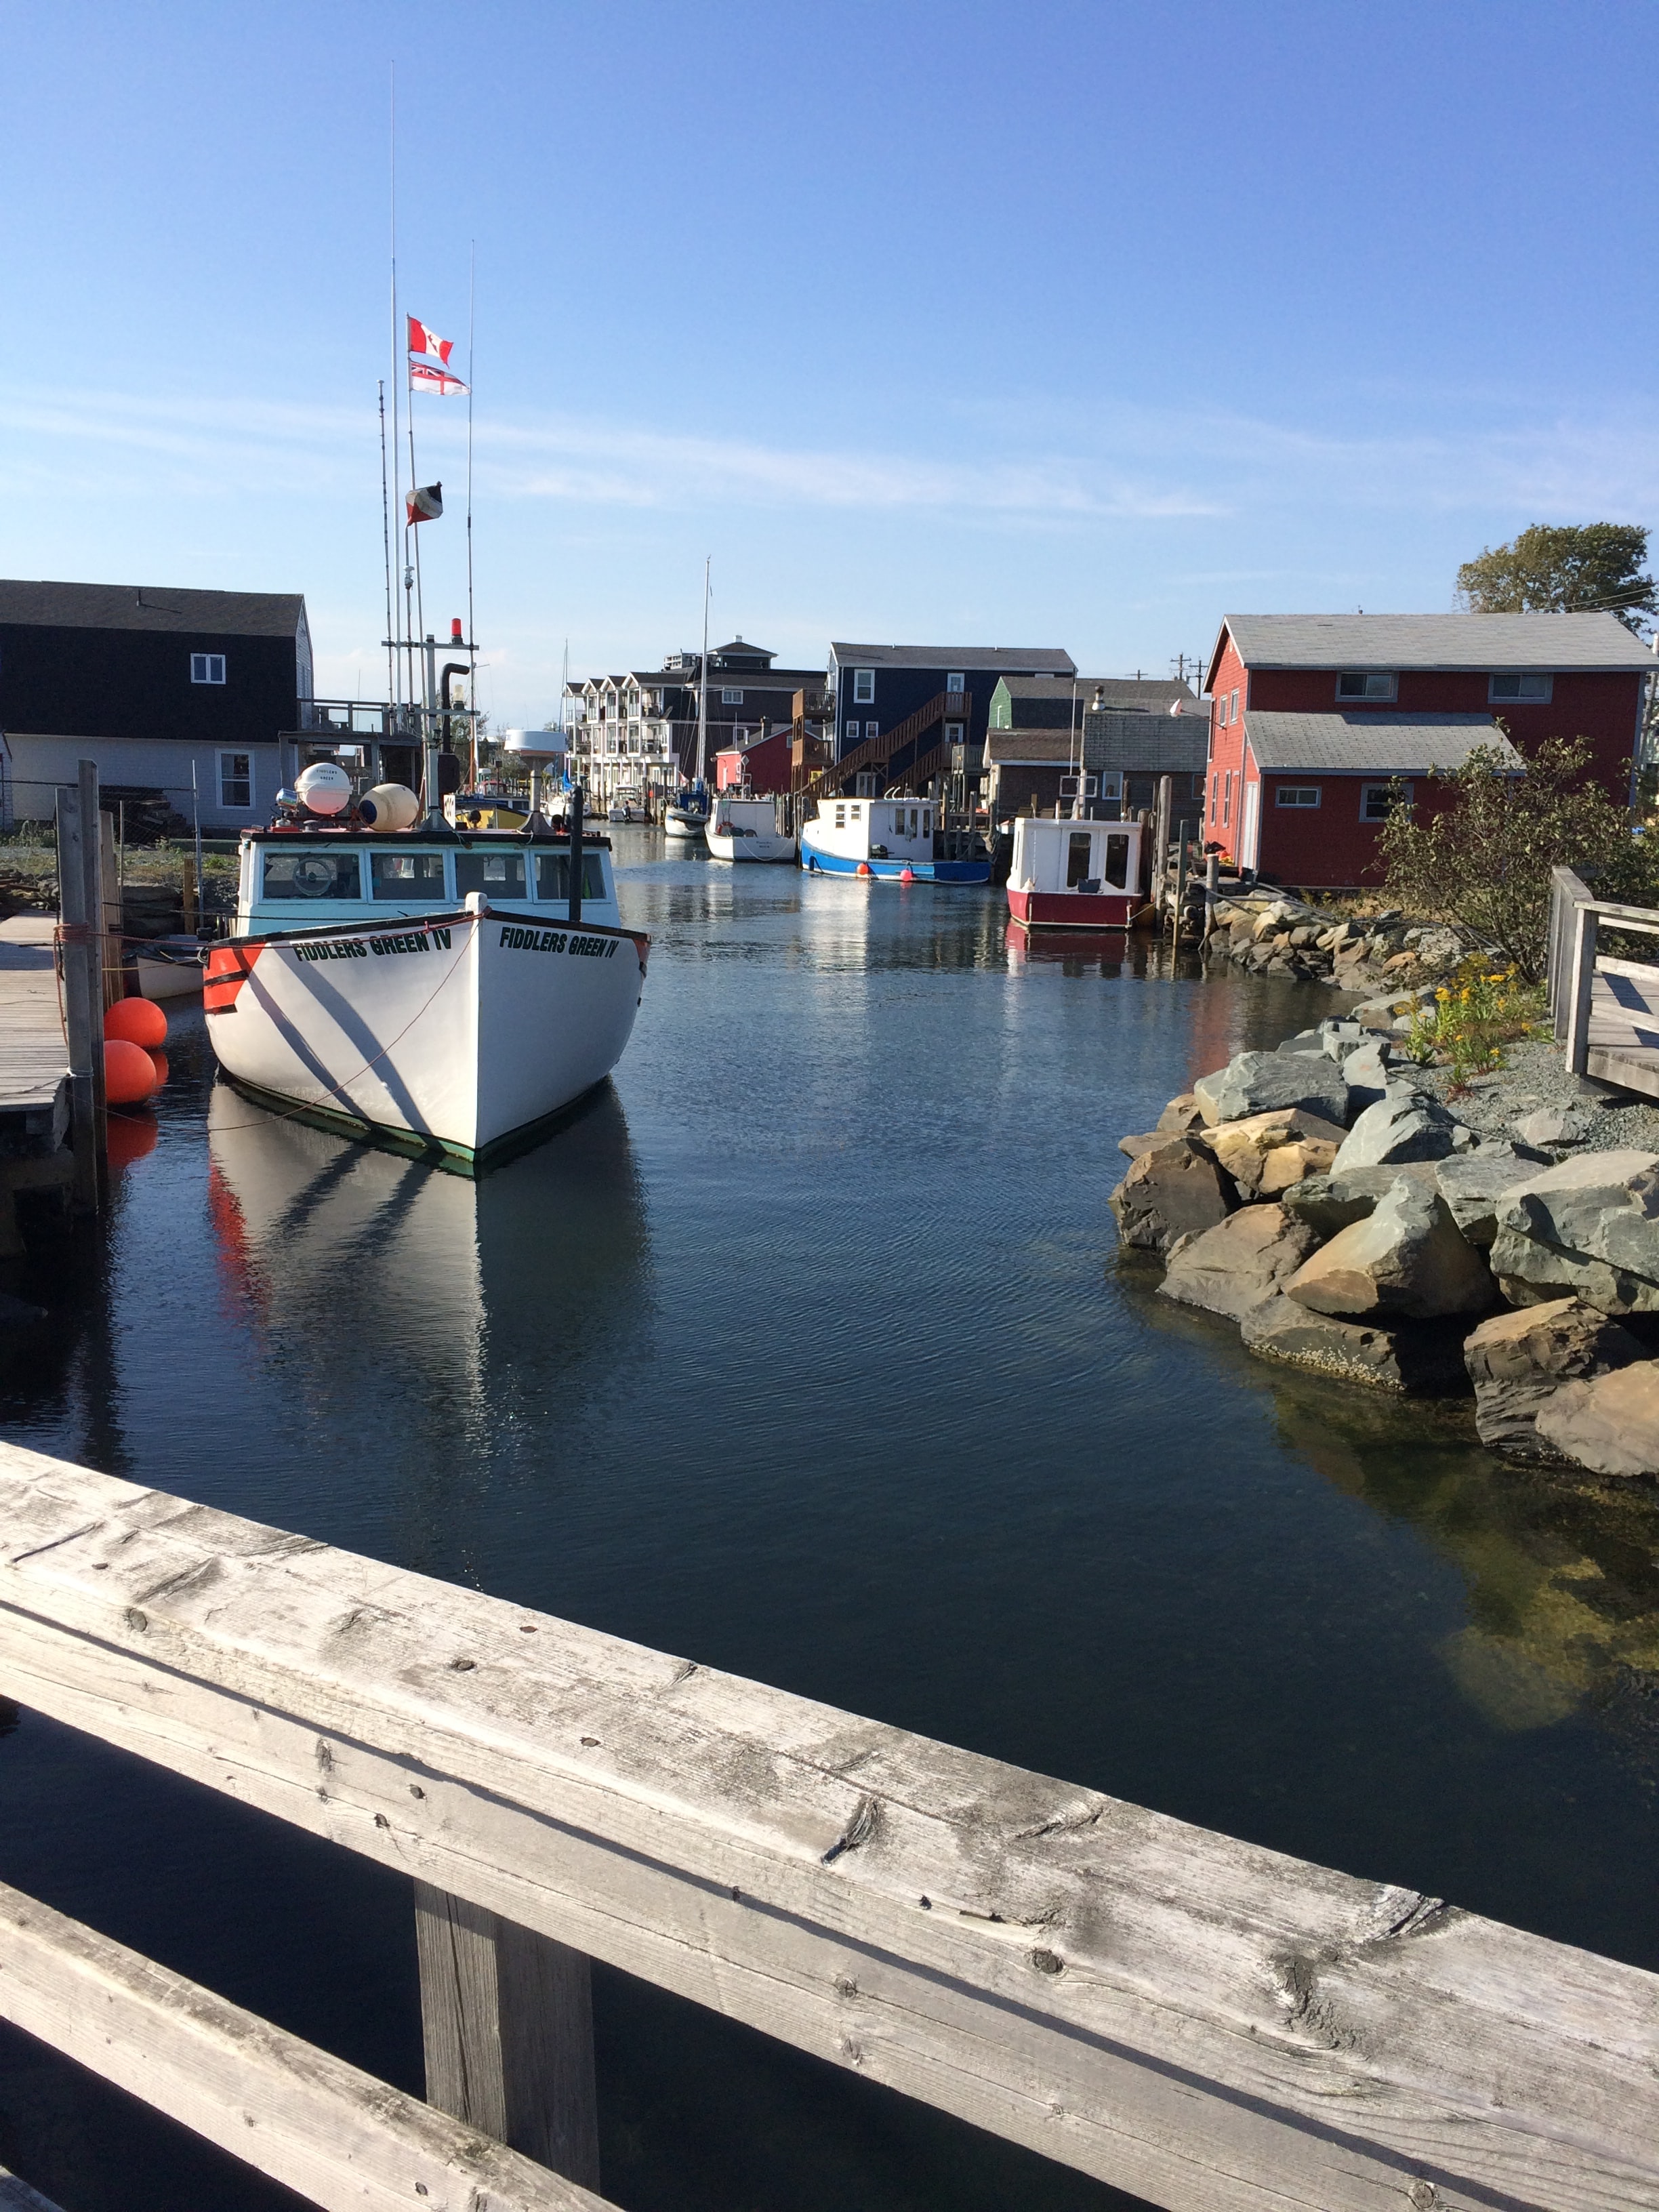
(1201, 612), (1654, 888)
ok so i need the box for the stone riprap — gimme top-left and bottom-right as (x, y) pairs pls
(1200, 893), (1469, 995)
(1199, 1107), (1348, 1201)
(1433, 1145), (1549, 1246)
(1534, 1363), (1659, 1478)
(1284, 1180), (1496, 1322)
(1159, 1206), (1321, 1322)
(1192, 1050), (1352, 1129)
(1489, 1151), (1659, 1315)
(1281, 1162), (1441, 1239)
(1462, 1298), (1643, 1460)
(1513, 1104), (1599, 1149)
(1331, 1090), (1472, 1173)
(1239, 1295), (1468, 1393)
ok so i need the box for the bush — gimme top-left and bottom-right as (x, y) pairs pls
(1376, 736), (1631, 983)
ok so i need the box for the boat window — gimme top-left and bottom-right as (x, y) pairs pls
(1066, 832), (1094, 888)
(533, 853), (607, 902)
(894, 807), (906, 834)
(370, 851), (448, 899)
(261, 848), (364, 901)
(455, 851), (527, 899)
(1103, 834), (1130, 888)
(922, 811), (930, 836)
(835, 805), (846, 828)
(851, 804), (861, 819)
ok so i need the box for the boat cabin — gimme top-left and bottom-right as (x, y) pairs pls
(236, 829), (619, 938)
(809, 796), (935, 865)
(1006, 815), (1145, 929)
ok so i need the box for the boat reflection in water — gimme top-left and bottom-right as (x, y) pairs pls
(205, 1082), (649, 1543)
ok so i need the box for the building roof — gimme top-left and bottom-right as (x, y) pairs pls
(1243, 712), (1525, 775)
(0, 578), (306, 637)
(986, 716), (1206, 771)
(711, 638), (775, 663)
(1209, 611), (1656, 689)
(996, 675), (1202, 716)
(830, 643), (1077, 674)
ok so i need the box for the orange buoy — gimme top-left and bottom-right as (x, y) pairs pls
(146, 1048), (169, 1088)
(106, 997), (167, 1048)
(104, 1038), (160, 1105)
(856, 861), (872, 876)
(899, 866), (916, 883)
(106, 1111), (159, 1168)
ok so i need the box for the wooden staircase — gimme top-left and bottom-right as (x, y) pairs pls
(793, 690), (967, 806)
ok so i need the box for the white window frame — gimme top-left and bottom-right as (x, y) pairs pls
(191, 652), (226, 685)
(865, 721), (879, 742)
(844, 721), (860, 743)
(1229, 688), (1239, 723)
(218, 750), (253, 809)
(853, 668), (876, 704)
(1488, 672), (1553, 704)
(1276, 785), (1321, 808)
(1360, 779), (1412, 821)
(946, 671), (965, 693)
(1336, 672), (1397, 702)
(722, 687), (743, 705)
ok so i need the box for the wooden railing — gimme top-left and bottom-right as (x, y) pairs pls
(2, 1440), (1658, 2211)
(1547, 862), (1659, 1073)
(794, 691), (967, 804)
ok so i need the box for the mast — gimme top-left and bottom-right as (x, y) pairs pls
(695, 556), (710, 787)
(377, 382), (394, 708)
(388, 64), (403, 709)
(466, 239), (476, 749)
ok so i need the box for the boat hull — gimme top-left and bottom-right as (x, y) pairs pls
(1008, 886), (1139, 928)
(707, 830), (796, 862)
(663, 811), (707, 842)
(802, 843), (989, 884)
(203, 907), (647, 1169)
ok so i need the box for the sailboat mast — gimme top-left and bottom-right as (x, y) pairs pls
(466, 239), (476, 745)
(378, 382), (394, 707)
(695, 555), (710, 787)
(388, 64), (403, 708)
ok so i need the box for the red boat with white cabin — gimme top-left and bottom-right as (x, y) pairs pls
(1004, 815), (1147, 930)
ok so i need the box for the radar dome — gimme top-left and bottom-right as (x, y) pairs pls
(295, 762), (353, 816)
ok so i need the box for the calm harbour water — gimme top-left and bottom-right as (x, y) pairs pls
(2, 832), (1658, 2211)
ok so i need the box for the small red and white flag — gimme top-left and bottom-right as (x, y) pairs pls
(407, 481), (443, 525)
(409, 361), (469, 396)
(407, 315), (453, 364)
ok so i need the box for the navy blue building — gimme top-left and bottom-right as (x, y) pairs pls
(825, 643), (1076, 764)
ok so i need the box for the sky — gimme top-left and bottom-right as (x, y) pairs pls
(3, 0), (1657, 724)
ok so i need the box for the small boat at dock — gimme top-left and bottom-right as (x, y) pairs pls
(1004, 815), (1146, 929)
(800, 796), (989, 882)
(706, 793), (795, 863)
(663, 790), (710, 842)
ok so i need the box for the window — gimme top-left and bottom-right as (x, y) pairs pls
(1210, 772), (1219, 820)
(851, 803), (862, 819)
(1222, 775), (1232, 827)
(1489, 672), (1553, 703)
(371, 851), (447, 899)
(218, 751), (251, 808)
(1276, 785), (1321, 808)
(1336, 672), (1397, 701)
(835, 805), (846, 827)
(845, 721), (860, 743)
(853, 669), (876, 703)
(865, 722), (879, 742)
(261, 849), (363, 901)
(191, 652), (226, 684)
(1103, 833), (1130, 887)
(946, 671), (965, 693)
(922, 811), (930, 836)
(1361, 781), (1411, 821)
(893, 807), (907, 834)
(722, 688), (743, 705)
(454, 851), (527, 899)
(1229, 688), (1239, 723)
(1066, 832), (1094, 888)
(533, 853), (607, 903)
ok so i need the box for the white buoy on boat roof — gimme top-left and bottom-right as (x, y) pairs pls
(295, 761), (353, 816)
(358, 782), (420, 831)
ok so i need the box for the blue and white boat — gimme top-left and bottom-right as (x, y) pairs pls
(800, 795), (990, 882)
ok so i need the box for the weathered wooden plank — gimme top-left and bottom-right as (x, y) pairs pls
(0, 2165), (66, 2212)
(1, 1444), (1657, 2212)
(0, 1877), (615, 2212)
(415, 1883), (600, 2189)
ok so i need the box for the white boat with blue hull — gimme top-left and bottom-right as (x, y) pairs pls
(800, 795), (990, 882)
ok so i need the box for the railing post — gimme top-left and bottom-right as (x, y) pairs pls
(54, 768), (106, 1216)
(414, 1883), (601, 2191)
(1565, 898), (1599, 1077)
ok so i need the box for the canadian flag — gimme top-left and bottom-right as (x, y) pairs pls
(409, 361), (469, 396)
(407, 315), (453, 365)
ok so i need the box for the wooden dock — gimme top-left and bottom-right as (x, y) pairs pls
(1580, 954), (1659, 1097)
(0, 916), (68, 1153)
(1, 1439), (1656, 2212)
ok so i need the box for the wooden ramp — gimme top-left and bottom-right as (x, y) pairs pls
(1583, 955), (1659, 1099)
(0, 917), (67, 1151)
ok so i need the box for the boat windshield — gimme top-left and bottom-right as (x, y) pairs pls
(262, 850), (364, 901)
(455, 851), (527, 899)
(370, 851), (447, 899)
(535, 853), (607, 901)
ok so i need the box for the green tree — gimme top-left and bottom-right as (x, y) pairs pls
(1377, 736), (1630, 981)
(1454, 523), (1656, 632)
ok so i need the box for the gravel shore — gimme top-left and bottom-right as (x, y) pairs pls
(1412, 1036), (1659, 1156)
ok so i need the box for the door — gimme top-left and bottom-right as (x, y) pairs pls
(1240, 778), (1261, 872)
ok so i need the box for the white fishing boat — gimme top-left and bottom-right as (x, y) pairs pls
(203, 789), (648, 1172)
(663, 796), (709, 842)
(607, 787), (648, 825)
(705, 793), (795, 863)
(800, 796), (989, 882)
(1006, 814), (1146, 930)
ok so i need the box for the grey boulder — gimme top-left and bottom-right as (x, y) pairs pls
(1109, 1138), (1235, 1256)
(1488, 1150), (1659, 1315)
(1193, 1050), (1351, 1129)
(1284, 1179), (1496, 1321)
(1158, 1204), (1322, 1322)
(1331, 1088), (1469, 1172)
(1433, 1144), (1549, 1246)
(1281, 1161), (1441, 1239)
(1534, 1363), (1659, 1479)
(1240, 1295), (1469, 1393)
(1512, 1104), (1598, 1149)
(1462, 1297), (1643, 1460)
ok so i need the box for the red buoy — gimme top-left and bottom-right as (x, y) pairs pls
(899, 867), (916, 883)
(104, 1038), (160, 1105)
(146, 1048), (169, 1088)
(856, 861), (872, 877)
(106, 996), (167, 1049)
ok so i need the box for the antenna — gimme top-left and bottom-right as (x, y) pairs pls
(695, 557), (710, 788)
(466, 239), (476, 723)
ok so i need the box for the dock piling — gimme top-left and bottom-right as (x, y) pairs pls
(54, 765), (106, 1214)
